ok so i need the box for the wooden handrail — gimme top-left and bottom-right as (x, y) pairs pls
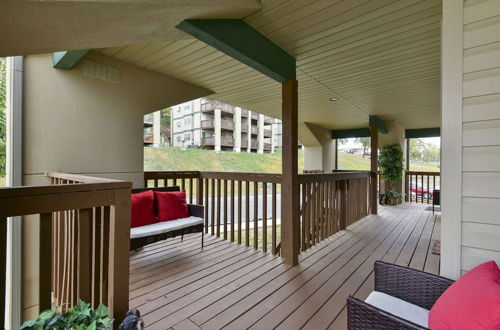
(0, 173), (132, 328)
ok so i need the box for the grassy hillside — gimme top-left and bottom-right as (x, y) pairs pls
(145, 147), (304, 173)
(145, 147), (439, 173)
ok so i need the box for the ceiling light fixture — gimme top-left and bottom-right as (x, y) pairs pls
(329, 97), (338, 102)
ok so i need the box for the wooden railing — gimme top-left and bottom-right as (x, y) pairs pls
(144, 171), (371, 256)
(405, 171), (440, 204)
(298, 172), (370, 251)
(0, 173), (131, 327)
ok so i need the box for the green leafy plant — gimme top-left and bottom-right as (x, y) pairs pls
(386, 190), (403, 204)
(20, 300), (113, 330)
(378, 144), (404, 190)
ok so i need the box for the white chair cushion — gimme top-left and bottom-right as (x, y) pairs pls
(365, 291), (429, 328)
(130, 216), (203, 239)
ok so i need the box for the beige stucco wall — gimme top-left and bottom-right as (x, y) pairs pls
(21, 52), (211, 320)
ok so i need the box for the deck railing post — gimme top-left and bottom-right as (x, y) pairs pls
(196, 172), (203, 205)
(370, 125), (378, 215)
(108, 188), (131, 327)
(281, 78), (299, 266)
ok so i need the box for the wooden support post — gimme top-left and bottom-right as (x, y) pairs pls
(108, 188), (131, 326)
(370, 125), (378, 214)
(281, 78), (299, 266)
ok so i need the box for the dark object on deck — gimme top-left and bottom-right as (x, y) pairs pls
(117, 308), (144, 330)
(432, 189), (440, 214)
(347, 261), (454, 329)
(432, 240), (441, 255)
(130, 186), (204, 251)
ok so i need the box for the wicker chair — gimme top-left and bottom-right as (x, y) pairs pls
(347, 261), (454, 329)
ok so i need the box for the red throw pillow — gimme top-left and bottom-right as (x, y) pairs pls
(155, 190), (189, 222)
(429, 261), (500, 329)
(130, 190), (156, 228)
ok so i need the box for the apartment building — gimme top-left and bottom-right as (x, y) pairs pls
(171, 98), (282, 153)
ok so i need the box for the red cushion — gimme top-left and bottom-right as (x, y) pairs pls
(130, 190), (157, 228)
(429, 261), (500, 330)
(155, 190), (189, 222)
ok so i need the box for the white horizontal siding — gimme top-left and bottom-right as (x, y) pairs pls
(462, 197), (500, 225)
(461, 1), (500, 273)
(463, 94), (500, 122)
(462, 246), (500, 272)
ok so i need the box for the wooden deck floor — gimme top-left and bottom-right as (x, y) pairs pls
(129, 203), (440, 330)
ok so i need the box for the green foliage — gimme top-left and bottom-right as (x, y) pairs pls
(409, 138), (440, 163)
(160, 108), (171, 127)
(386, 189), (403, 204)
(0, 58), (6, 177)
(20, 300), (113, 330)
(378, 144), (404, 188)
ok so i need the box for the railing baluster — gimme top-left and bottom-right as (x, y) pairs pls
(211, 179), (215, 235)
(262, 182), (267, 253)
(272, 183), (277, 255)
(0, 216), (6, 326)
(230, 180), (235, 242)
(223, 179), (228, 240)
(301, 183), (306, 251)
(253, 181), (259, 250)
(77, 208), (92, 303)
(245, 181), (250, 247)
(189, 178), (193, 204)
(217, 179), (221, 237)
(238, 181), (242, 245)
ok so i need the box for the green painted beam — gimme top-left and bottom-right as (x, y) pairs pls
(368, 116), (388, 134)
(331, 128), (371, 139)
(405, 127), (440, 138)
(176, 19), (295, 83)
(52, 50), (89, 69)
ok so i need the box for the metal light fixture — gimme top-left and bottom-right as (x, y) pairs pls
(329, 97), (338, 102)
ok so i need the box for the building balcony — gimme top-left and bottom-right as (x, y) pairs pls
(264, 129), (272, 138)
(251, 126), (258, 135)
(201, 119), (214, 129)
(264, 116), (274, 125)
(201, 136), (234, 147)
(251, 113), (259, 121)
(201, 119), (234, 131)
(264, 142), (272, 150)
(201, 100), (234, 115)
(251, 140), (258, 149)
(241, 109), (249, 117)
(241, 124), (248, 133)
(144, 133), (153, 145)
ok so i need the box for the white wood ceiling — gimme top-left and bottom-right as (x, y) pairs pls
(95, 0), (442, 130)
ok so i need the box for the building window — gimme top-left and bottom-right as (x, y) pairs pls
(176, 135), (181, 142)
(183, 103), (191, 111)
(176, 120), (182, 128)
(184, 133), (191, 141)
(184, 117), (192, 126)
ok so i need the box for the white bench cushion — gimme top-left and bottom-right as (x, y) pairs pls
(130, 216), (203, 239)
(365, 291), (429, 328)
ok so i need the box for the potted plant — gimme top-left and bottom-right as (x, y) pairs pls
(20, 300), (113, 330)
(378, 144), (404, 205)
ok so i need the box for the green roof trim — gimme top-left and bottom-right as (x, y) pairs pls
(176, 19), (296, 83)
(52, 50), (89, 69)
(405, 127), (440, 138)
(368, 116), (388, 134)
(331, 128), (371, 139)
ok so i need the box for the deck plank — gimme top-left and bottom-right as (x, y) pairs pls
(129, 204), (440, 330)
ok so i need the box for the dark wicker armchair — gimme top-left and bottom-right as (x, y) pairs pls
(347, 261), (455, 329)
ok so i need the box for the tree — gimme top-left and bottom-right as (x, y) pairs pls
(358, 137), (370, 158)
(160, 108), (172, 144)
(0, 58), (6, 177)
